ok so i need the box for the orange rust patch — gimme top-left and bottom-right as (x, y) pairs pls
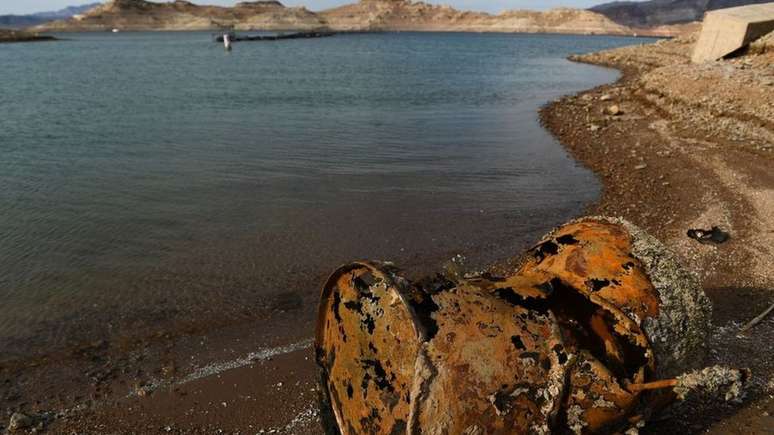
(565, 351), (638, 433)
(417, 281), (569, 434)
(316, 263), (421, 435)
(520, 220), (661, 324)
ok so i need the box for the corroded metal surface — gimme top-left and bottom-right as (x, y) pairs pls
(516, 219), (659, 379)
(564, 351), (639, 433)
(518, 219), (661, 328)
(315, 262), (424, 435)
(414, 280), (569, 434)
(315, 218), (712, 434)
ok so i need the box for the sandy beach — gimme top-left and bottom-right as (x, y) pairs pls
(2, 31), (773, 434)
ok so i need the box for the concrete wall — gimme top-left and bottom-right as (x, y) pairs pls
(692, 2), (774, 63)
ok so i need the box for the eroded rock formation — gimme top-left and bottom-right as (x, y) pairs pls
(35, 0), (641, 35)
(37, 0), (326, 31)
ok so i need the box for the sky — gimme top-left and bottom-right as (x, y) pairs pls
(1, 0), (624, 16)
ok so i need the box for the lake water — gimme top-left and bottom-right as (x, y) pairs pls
(0, 32), (650, 360)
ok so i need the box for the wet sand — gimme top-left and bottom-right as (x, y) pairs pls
(6, 34), (774, 433)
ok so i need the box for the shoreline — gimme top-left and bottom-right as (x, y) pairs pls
(0, 35), (618, 434)
(539, 37), (774, 433)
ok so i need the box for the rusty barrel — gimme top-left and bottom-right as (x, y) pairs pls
(315, 217), (711, 434)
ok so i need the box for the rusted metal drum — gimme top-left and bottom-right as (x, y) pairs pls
(511, 217), (712, 432)
(315, 217), (711, 434)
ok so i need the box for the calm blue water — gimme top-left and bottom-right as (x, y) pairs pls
(0, 32), (651, 358)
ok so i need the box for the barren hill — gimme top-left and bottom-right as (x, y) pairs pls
(36, 0), (638, 35)
(488, 7), (634, 34)
(320, 0), (633, 34)
(37, 0), (326, 31)
(319, 0), (491, 31)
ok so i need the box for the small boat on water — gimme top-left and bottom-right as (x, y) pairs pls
(223, 33), (232, 51)
(112, 28), (120, 33)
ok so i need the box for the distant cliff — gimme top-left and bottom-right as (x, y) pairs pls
(0, 3), (99, 29)
(590, 0), (773, 27)
(35, 0), (637, 36)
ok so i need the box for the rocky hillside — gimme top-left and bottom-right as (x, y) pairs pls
(487, 7), (633, 34)
(321, 0), (632, 34)
(37, 0), (326, 31)
(37, 0), (637, 35)
(590, 0), (773, 27)
(318, 0), (489, 31)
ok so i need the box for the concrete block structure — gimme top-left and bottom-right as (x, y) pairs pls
(692, 2), (774, 63)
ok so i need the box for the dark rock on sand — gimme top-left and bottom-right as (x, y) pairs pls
(8, 412), (33, 432)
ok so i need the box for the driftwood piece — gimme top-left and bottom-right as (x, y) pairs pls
(737, 301), (774, 336)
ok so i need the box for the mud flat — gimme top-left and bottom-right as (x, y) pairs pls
(540, 32), (774, 433)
